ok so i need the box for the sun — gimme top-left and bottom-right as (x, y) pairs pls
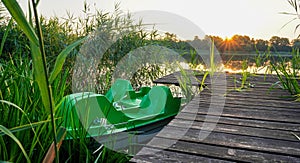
(219, 36), (239, 52)
(224, 36), (232, 41)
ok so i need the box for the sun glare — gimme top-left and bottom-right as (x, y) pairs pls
(219, 36), (239, 52)
(224, 36), (232, 41)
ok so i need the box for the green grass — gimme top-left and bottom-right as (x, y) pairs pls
(270, 48), (300, 98)
(0, 56), (56, 162)
(232, 59), (254, 92)
(0, 0), (104, 162)
(249, 46), (300, 100)
(2, 0), (298, 162)
(0, 0), (169, 162)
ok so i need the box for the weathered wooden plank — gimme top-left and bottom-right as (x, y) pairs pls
(196, 102), (300, 114)
(168, 118), (300, 141)
(197, 88), (296, 101)
(197, 93), (300, 108)
(195, 100), (300, 112)
(217, 91), (296, 101)
(142, 137), (300, 162)
(133, 73), (300, 162)
(187, 95), (300, 113)
(154, 72), (280, 83)
(202, 87), (291, 94)
(154, 72), (298, 92)
(193, 98), (300, 112)
(157, 80), (296, 101)
(155, 126), (300, 157)
(183, 104), (300, 123)
(175, 112), (300, 132)
(132, 146), (231, 163)
(183, 97), (300, 121)
(194, 90), (300, 109)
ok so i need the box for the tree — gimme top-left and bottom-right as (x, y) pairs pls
(231, 34), (252, 51)
(255, 39), (269, 51)
(164, 32), (178, 42)
(205, 35), (223, 50)
(292, 39), (300, 49)
(269, 36), (291, 51)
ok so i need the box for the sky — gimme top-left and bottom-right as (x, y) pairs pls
(19, 0), (298, 40)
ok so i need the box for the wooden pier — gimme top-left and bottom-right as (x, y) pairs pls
(131, 72), (300, 162)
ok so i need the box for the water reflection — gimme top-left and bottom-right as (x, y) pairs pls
(223, 60), (272, 74)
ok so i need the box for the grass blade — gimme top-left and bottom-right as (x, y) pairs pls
(3, 0), (58, 161)
(0, 18), (12, 56)
(29, 40), (53, 113)
(0, 120), (51, 136)
(30, 1), (58, 161)
(0, 125), (31, 163)
(3, 0), (53, 113)
(291, 132), (300, 141)
(49, 37), (86, 84)
(1, 0), (39, 45)
(42, 127), (66, 163)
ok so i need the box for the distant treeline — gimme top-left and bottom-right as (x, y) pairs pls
(0, 16), (295, 64)
(160, 33), (297, 53)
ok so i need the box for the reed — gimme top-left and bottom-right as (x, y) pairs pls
(1, 0), (85, 162)
(270, 48), (300, 97)
(0, 0), (164, 162)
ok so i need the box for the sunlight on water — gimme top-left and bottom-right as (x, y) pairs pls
(189, 61), (274, 75)
(223, 64), (273, 74)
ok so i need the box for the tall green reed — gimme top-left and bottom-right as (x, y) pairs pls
(1, 0), (85, 161)
(0, 18), (12, 57)
(253, 45), (300, 100)
(0, 125), (30, 162)
(1, 56), (53, 162)
(231, 59), (254, 91)
(0, 44), (79, 162)
(0, 0), (210, 161)
(274, 0), (300, 100)
(270, 48), (300, 97)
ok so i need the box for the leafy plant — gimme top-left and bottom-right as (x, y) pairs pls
(1, 0), (85, 162)
(0, 0), (166, 162)
(0, 56), (57, 162)
(0, 125), (30, 163)
(281, 0), (300, 38)
(240, 60), (252, 89)
(270, 48), (300, 96)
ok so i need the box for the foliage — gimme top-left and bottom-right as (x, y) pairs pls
(281, 0), (300, 38)
(0, 0), (299, 162)
(269, 36), (291, 52)
(0, 0), (172, 162)
(1, 0), (98, 162)
(0, 56), (61, 162)
(232, 60), (254, 92)
(255, 39), (269, 51)
(270, 48), (300, 96)
(189, 34), (294, 54)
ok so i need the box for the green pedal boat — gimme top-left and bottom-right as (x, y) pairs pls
(57, 79), (181, 139)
